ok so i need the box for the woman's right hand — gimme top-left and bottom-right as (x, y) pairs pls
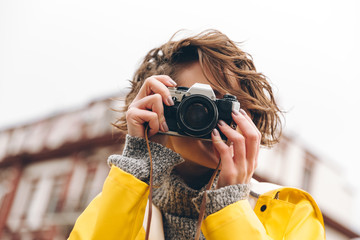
(126, 75), (177, 139)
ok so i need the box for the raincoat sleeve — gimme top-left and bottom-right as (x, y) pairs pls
(69, 135), (183, 240)
(201, 188), (326, 239)
(69, 166), (149, 240)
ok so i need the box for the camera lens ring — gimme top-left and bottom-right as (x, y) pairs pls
(176, 94), (218, 137)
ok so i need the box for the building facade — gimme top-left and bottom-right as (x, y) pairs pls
(0, 95), (359, 239)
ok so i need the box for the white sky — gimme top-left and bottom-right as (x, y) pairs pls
(1, 0), (360, 229)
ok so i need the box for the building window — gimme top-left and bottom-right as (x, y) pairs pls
(22, 179), (39, 220)
(46, 175), (67, 214)
(78, 166), (96, 210)
(302, 152), (316, 192)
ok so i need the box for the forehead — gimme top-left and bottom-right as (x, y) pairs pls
(176, 62), (236, 97)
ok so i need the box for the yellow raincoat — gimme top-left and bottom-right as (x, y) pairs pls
(69, 166), (325, 240)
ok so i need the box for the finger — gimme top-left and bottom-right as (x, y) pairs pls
(231, 110), (260, 165)
(238, 109), (261, 172)
(126, 108), (160, 138)
(239, 109), (259, 132)
(238, 109), (262, 147)
(217, 120), (250, 183)
(211, 129), (237, 186)
(134, 75), (176, 106)
(217, 120), (246, 168)
(129, 94), (168, 132)
(211, 129), (231, 159)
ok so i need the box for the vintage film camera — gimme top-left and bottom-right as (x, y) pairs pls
(160, 83), (240, 141)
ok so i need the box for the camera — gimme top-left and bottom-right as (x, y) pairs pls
(161, 83), (240, 141)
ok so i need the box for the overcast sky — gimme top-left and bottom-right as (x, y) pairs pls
(1, 0), (359, 228)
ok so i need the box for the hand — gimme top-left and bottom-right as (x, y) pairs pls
(126, 75), (176, 139)
(211, 109), (261, 188)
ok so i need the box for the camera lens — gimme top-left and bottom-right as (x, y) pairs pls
(184, 103), (211, 129)
(177, 94), (218, 137)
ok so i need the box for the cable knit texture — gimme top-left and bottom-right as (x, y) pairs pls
(108, 135), (183, 186)
(109, 135), (250, 239)
(192, 184), (251, 218)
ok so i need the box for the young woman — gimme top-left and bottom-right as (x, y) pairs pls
(69, 30), (325, 239)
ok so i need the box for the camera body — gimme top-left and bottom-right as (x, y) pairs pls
(161, 83), (240, 141)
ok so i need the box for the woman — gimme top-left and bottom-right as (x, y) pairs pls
(69, 30), (325, 239)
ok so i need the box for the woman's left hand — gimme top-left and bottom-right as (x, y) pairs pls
(211, 109), (261, 189)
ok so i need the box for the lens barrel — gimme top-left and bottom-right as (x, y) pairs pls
(177, 94), (218, 137)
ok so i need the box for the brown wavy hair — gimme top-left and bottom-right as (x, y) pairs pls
(114, 29), (283, 147)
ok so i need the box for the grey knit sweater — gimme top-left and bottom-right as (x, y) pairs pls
(108, 135), (250, 240)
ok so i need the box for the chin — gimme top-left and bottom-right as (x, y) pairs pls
(179, 137), (220, 169)
(168, 135), (219, 166)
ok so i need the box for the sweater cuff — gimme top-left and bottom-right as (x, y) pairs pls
(107, 134), (184, 186)
(192, 183), (250, 218)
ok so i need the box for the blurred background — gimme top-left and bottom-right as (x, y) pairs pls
(0, 0), (359, 239)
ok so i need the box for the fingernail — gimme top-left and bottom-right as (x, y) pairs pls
(162, 121), (169, 132)
(239, 109), (247, 116)
(169, 79), (177, 86)
(218, 120), (225, 126)
(212, 128), (220, 136)
(232, 109), (240, 115)
(167, 96), (174, 106)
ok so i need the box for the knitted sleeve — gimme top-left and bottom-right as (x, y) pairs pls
(108, 134), (184, 186)
(192, 183), (251, 217)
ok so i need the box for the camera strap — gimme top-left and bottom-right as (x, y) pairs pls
(194, 159), (221, 240)
(144, 125), (154, 240)
(144, 125), (221, 240)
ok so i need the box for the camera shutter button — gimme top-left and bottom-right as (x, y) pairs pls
(176, 87), (189, 91)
